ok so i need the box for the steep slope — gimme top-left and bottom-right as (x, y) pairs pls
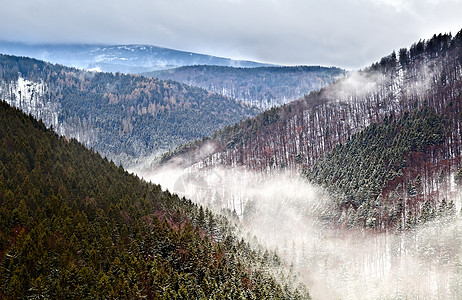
(0, 55), (260, 166)
(145, 65), (344, 109)
(0, 101), (309, 299)
(307, 106), (460, 229)
(158, 31), (462, 230)
(0, 42), (273, 73)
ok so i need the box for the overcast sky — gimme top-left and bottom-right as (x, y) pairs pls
(0, 0), (461, 69)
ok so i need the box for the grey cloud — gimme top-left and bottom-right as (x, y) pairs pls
(0, 0), (461, 69)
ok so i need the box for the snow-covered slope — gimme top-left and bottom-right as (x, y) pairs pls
(0, 77), (58, 128)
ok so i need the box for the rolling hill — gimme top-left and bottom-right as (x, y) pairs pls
(145, 65), (344, 109)
(0, 54), (260, 167)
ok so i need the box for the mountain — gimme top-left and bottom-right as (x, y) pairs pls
(306, 106), (460, 229)
(144, 65), (344, 109)
(0, 54), (260, 166)
(158, 30), (462, 230)
(0, 100), (310, 299)
(0, 41), (274, 74)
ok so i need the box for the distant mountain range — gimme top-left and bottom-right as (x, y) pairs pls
(0, 41), (274, 74)
(144, 65), (344, 109)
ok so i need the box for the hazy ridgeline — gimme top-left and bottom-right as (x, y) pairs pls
(145, 65), (344, 109)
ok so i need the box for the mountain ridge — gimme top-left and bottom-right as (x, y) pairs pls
(144, 65), (344, 109)
(0, 41), (275, 74)
(156, 30), (462, 230)
(0, 54), (260, 167)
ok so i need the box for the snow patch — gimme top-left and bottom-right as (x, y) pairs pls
(0, 76), (59, 129)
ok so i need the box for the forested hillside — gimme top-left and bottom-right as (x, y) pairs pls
(0, 101), (309, 299)
(307, 106), (460, 229)
(159, 30), (462, 230)
(0, 55), (260, 166)
(146, 65), (344, 109)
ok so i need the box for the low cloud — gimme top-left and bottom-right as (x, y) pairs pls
(1, 0), (461, 69)
(137, 162), (462, 299)
(325, 71), (385, 101)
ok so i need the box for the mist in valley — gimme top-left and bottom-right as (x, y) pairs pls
(127, 37), (462, 299)
(133, 163), (462, 299)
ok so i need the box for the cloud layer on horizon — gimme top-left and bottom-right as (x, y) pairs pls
(1, 0), (461, 69)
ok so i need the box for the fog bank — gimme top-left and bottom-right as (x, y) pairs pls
(134, 164), (462, 299)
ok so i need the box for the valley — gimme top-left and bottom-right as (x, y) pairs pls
(157, 31), (462, 232)
(142, 167), (462, 299)
(1, 19), (462, 299)
(136, 30), (462, 298)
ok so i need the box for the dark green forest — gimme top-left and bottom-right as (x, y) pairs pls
(0, 101), (309, 299)
(306, 107), (459, 229)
